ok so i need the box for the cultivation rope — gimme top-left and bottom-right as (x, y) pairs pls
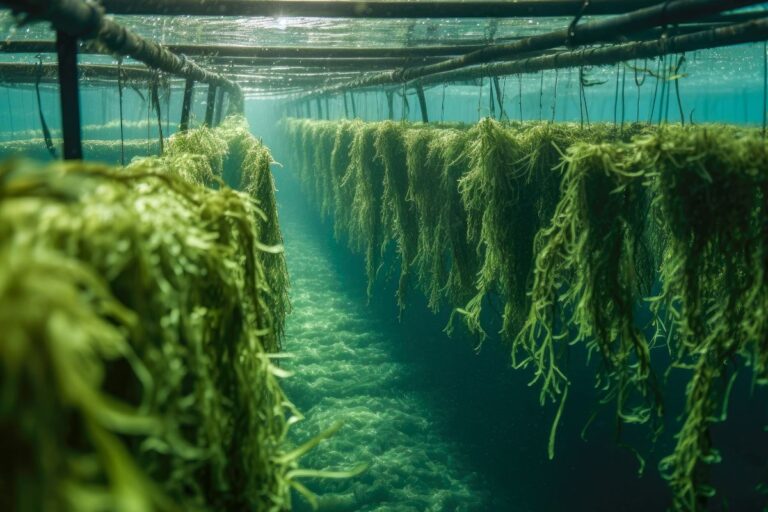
(674, 54), (686, 125)
(551, 68), (559, 122)
(763, 41), (768, 137)
(150, 73), (164, 154)
(34, 57), (56, 158)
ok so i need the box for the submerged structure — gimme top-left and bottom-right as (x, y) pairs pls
(1, 1), (768, 511)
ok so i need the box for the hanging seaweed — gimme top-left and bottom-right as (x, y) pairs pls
(218, 115), (292, 339)
(516, 139), (661, 458)
(345, 123), (387, 297)
(644, 127), (768, 511)
(458, 119), (565, 340)
(329, 120), (359, 242)
(376, 121), (419, 310)
(0, 157), (299, 511)
(404, 126), (446, 310)
(285, 115), (768, 511)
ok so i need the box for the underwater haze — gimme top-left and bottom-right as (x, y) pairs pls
(3, 4), (768, 511)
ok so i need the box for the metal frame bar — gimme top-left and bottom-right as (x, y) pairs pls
(415, 16), (768, 87)
(1, 0), (244, 110)
(297, 0), (765, 98)
(98, 0), (669, 18)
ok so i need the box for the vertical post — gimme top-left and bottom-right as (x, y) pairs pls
(350, 92), (357, 118)
(304, 101), (311, 118)
(56, 31), (82, 160)
(324, 96), (330, 120)
(213, 87), (225, 126)
(386, 90), (394, 120)
(415, 84), (429, 123)
(315, 97), (323, 119)
(205, 83), (217, 126)
(343, 93), (350, 118)
(180, 78), (194, 132)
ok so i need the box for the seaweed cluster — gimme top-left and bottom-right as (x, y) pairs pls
(0, 117), (305, 511)
(285, 116), (768, 511)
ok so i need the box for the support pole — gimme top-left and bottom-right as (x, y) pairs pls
(324, 96), (330, 120)
(298, 0), (764, 99)
(56, 30), (82, 160)
(415, 84), (429, 123)
(205, 83), (217, 126)
(180, 78), (194, 132)
(350, 93), (358, 118)
(315, 97), (323, 119)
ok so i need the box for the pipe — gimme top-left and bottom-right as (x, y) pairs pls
(416, 16), (768, 87)
(298, 0), (765, 98)
(98, 0), (668, 18)
(0, 0), (244, 110)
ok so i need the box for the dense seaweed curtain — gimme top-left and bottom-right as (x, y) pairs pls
(0, 116), (347, 512)
(284, 116), (768, 511)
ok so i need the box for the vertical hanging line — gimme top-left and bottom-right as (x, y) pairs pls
(324, 96), (330, 120)
(35, 56), (57, 159)
(117, 57), (125, 165)
(635, 58), (647, 124)
(151, 73), (165, 154)
(343, 92), (350, 118)
(649, 58), (661, 124)
(213, 87), (225, 126)
(315, 97), (323, 119)
(477, 76), (484, 120)
(762, 40), (767, 137)
(621, 64), (627, 130)
(385, 90), (393, 120)
(401, 83), (408, 121)
(489, 78), (496, 118)
(6, 88), (14, 135)
(55, 31), (82, 160)
(659, 54), (669, 125)
(539, 71), (544, 121)
(440, 84), (446, 122)
(350, 91), (358, 119)
(179, 77), (194, 132)
(518, 73), (523, 122)
(613, 62), (620, 127)
(493, 76), (506, 121)
(551, 68), (559, 123)
(674, 54), (686, 126)
(146, 82), (151, 156)
(579, 67), (585, 128)
(166, 82), (171, 134)
(415, 84), (429, 123)
(205, 83), (217, 126)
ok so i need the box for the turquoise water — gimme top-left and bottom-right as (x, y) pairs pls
(2, 12), (768, 505)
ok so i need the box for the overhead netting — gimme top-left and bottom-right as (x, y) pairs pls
(284, 117), (768, 511)
(0, 116), (303, 511)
